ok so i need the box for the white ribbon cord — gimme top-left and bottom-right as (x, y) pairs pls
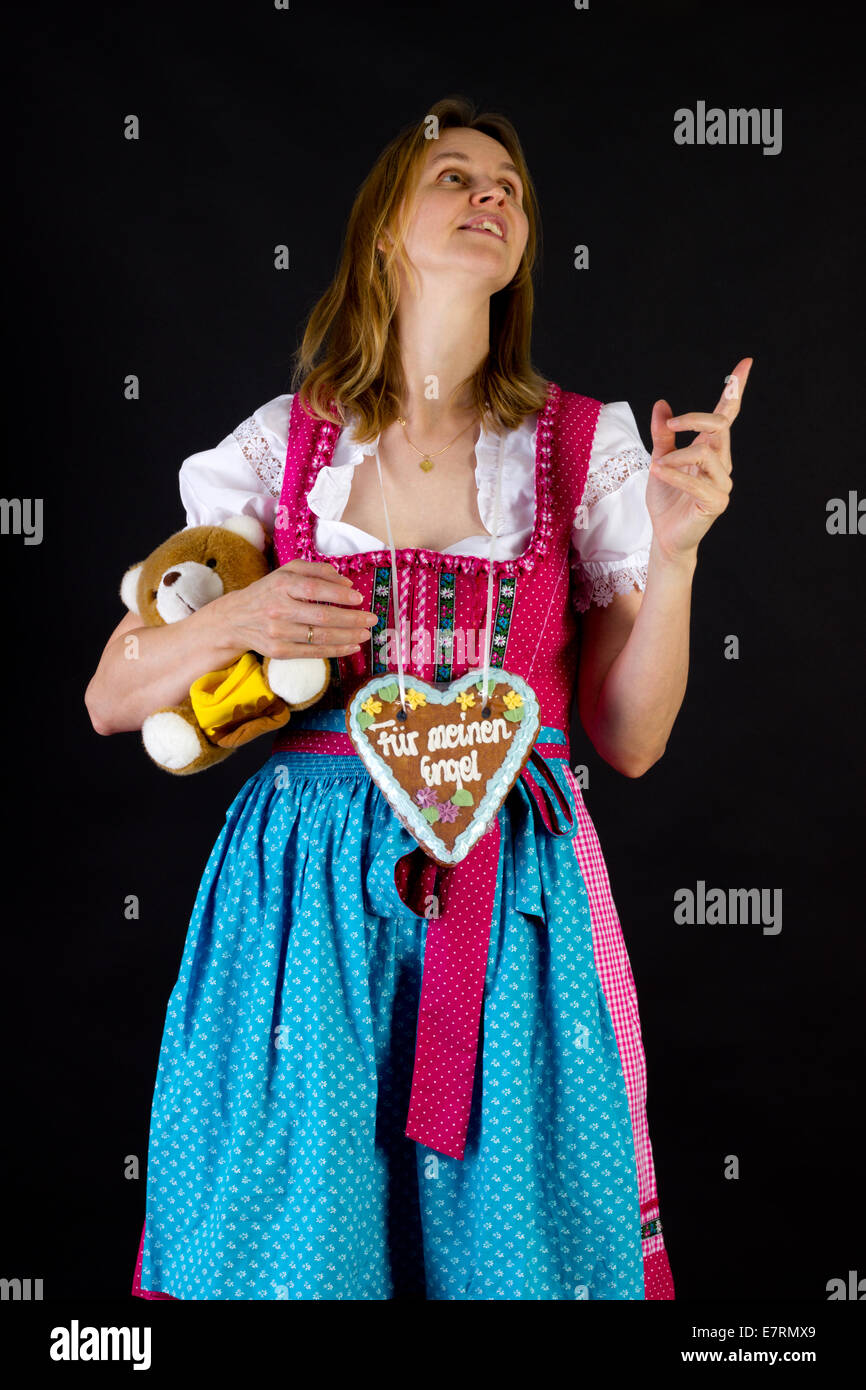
(480, 428), (506, 707)
(374, 448), (408, 713)
(375, 426), (506, 715)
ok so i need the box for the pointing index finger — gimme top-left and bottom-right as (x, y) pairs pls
(714, 357), (754, 423)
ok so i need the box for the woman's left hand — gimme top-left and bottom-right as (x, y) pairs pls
(646, 357), (753, 562)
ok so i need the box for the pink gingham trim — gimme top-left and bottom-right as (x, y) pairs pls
(562, 763), (665, 1257)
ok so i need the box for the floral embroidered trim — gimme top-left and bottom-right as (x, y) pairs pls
(570, 550), (650, 613)
(370, 567), (392, 675)
(232, 414), (285, 498)
(580, 445), (649, 512)
(490, 576), (518, 668)
(434, 571), (457, 682)
(297, 382), (562, 579)
(641, 1216), (663, 1240)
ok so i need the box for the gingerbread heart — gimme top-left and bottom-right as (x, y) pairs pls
(346, 670), (540, 866)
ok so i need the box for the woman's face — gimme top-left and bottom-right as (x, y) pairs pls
(395, 126), (529, 296)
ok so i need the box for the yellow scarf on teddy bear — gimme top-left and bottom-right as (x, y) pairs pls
(189, 652), (290, 747)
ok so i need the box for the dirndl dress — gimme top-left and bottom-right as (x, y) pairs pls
(132, 381), (675, 1300)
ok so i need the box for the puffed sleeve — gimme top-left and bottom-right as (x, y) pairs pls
(178, 393), (293, 531)
(569, 400), (653, 614)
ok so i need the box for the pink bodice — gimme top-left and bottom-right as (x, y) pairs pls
(272, 381), (601, 734)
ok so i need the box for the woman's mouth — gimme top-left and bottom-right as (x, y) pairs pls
(459, 216), (507, 241)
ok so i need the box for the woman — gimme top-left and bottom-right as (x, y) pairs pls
(86, 96), (750, 1300)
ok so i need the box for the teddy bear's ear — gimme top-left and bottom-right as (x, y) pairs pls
(121, 563), (144, 614)
(221, 515), (267, 552)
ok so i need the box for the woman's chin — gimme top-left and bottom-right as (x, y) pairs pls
(449, 247), (517, 289)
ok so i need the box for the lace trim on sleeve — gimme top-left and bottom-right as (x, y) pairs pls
(581, 445), (649, 510)
(570, 550), (650, 614)
(231, 414), (285, 498)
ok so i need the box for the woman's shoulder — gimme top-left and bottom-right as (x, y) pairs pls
(177, 393), (294, 530)
(567, 396), (653, 613)
(225, 393), (294, 498)
(585, 400), (651, 500)
(180, 393), (292, 493)
(551, 390), (650, 496)
(554, 389), (648, 453)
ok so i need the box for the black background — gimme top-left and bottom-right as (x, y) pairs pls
(4, 0), (863, 1317)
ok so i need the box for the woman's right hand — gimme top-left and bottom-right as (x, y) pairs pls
(214, 559), (378, 660)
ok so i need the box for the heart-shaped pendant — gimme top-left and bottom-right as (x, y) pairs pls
(346, 670), (540, 866)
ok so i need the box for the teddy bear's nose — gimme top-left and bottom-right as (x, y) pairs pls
(163, 571), (181, 586)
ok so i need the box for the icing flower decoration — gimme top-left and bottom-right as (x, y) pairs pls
(405, 688), (427, 711)
(456, 690), (476, 712)
(502, 690), (524, 710)
(415, 787), (439, 808)
(436, 801), (459, 823)
(361, 696), (383, 717)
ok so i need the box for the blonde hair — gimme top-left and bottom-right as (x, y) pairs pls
(291, 95), (549, 443)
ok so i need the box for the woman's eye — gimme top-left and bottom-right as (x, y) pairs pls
(440, 170), (518, 198)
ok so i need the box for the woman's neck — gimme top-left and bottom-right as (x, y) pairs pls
(393, 286), (490, 437)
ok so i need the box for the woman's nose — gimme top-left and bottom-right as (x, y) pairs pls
(470, 184), (507, 206)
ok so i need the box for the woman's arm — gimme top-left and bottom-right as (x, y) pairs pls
(85, 561), (375, 736)
(576, 536), (697, 778)
(84, 597), (253, 736)
(577, 357), (752, 776)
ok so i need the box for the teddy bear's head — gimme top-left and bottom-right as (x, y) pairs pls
(120, 515), (269, 626)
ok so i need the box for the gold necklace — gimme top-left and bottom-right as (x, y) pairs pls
(395, 414), (478, 472)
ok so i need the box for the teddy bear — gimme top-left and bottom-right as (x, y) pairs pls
(120, 514), (331, 775)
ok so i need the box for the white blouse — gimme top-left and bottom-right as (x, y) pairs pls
(178, 393), (653, 611)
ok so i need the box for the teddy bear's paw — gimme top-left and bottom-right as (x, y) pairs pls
(142, 711), (204, 771)
(265, 657), (330, 708)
